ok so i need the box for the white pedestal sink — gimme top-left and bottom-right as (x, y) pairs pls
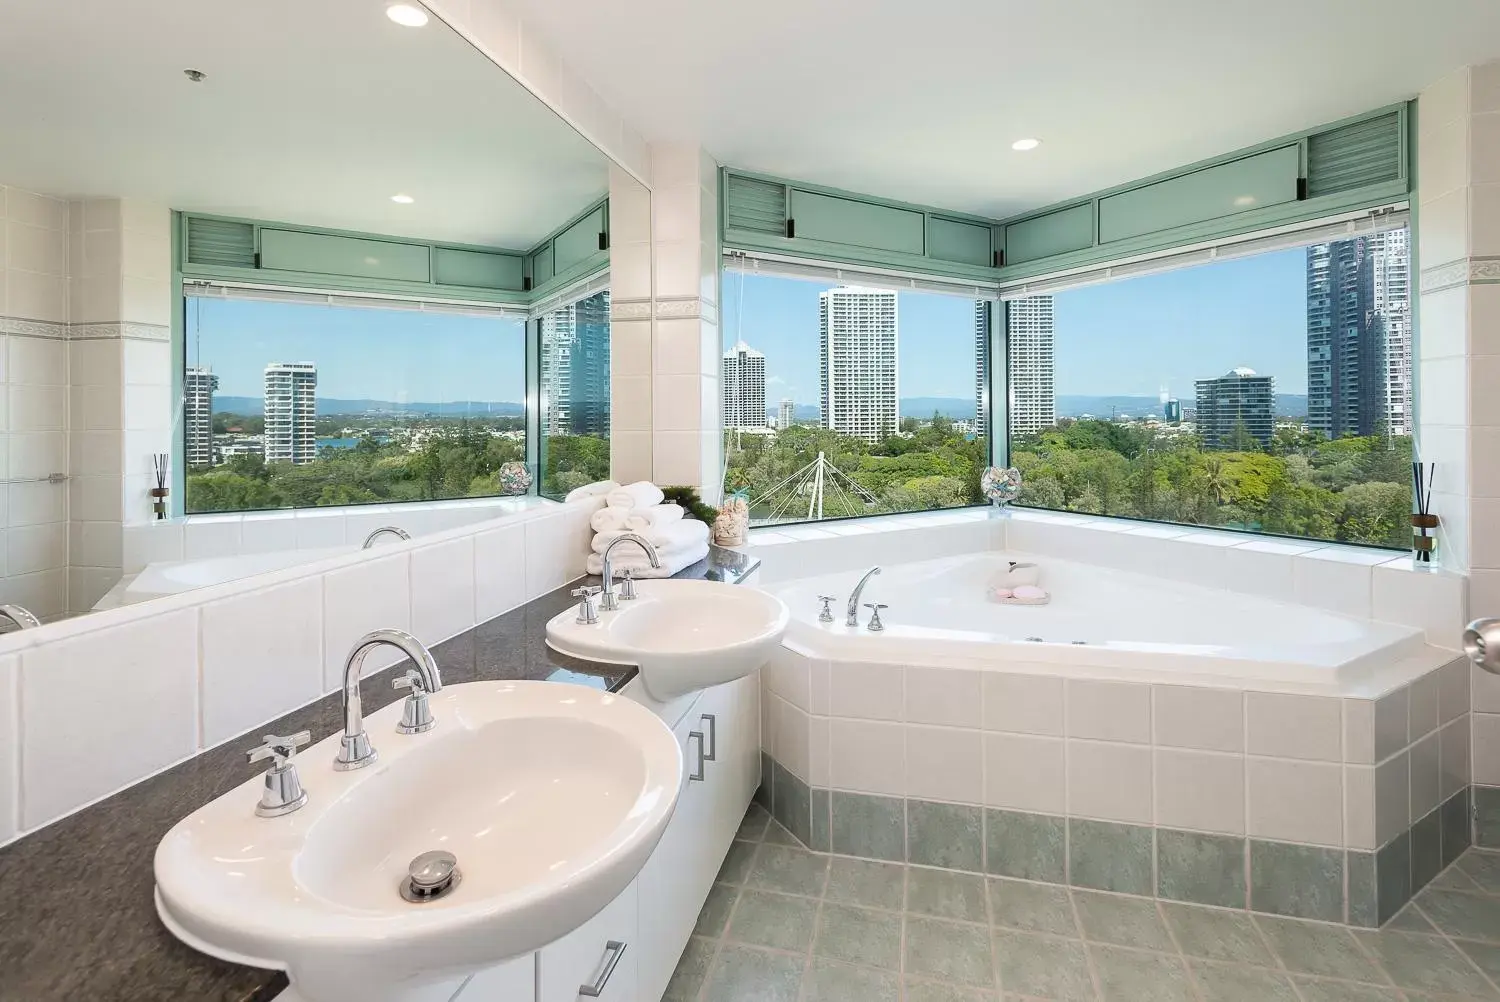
(154, 681), (681, 1002)
(546, 579), (790, 701)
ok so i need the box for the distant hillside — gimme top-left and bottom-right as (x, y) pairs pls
(214, 396), (524, 417)
(766, 398), (976, 424)
(1058, 394), (1309, 419)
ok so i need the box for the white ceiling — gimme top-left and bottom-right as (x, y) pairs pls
(0, 0), (609, 248)
(508, 0), (1500, 220)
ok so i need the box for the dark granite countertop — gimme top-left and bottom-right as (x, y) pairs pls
(0, 543), (757, 1002)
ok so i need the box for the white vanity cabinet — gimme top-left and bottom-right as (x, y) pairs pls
(444, 673), (761, 1002)
(635, 672), (759, 1002)
(538, 881), (638, 1002)
(457, 955), (535, 1001)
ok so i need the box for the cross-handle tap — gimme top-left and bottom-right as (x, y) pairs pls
(816, 595), (837, 623)
(335, 629), (441, 771)
(247, 731), (311, 817)
(573, 585), (602, 624)
(846, 566), (881, 627)
(864, 603), (889, 632)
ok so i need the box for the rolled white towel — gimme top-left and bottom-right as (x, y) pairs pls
(591, 518), (708, 555)
(624, 503), (685, 534)
(586, 540), (709, 579)
(606, 481), (665, 510)
(564, 480), (619, 503)
(590, 506), (632, 534)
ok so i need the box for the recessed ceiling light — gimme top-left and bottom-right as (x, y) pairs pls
(386, 4), (429, 27)
(1233, 195), (1257, 207)
(182, 68), (207, 83)
(1011, 138), (1041, 152)
(391, 194), (415, 204)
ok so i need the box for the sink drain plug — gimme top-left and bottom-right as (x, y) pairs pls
(400, 849), (462, 903)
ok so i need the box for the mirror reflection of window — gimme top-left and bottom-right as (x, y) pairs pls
(184, 292), (526, 513)
(538, 290), (612, 500)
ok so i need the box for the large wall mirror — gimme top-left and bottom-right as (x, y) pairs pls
(0, 0), (633, 623)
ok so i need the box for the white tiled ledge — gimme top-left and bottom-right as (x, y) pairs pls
(0, 498), (598, 847)
(746, 506), (1467, 649)
(123, 496), (555, 574)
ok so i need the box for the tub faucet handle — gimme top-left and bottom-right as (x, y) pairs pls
(816, 595), (836, 622)
(863, 603), (888, 633)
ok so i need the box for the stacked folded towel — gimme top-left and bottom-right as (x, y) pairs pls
(587, 480), (709, 579)
(564, 479), (620, 504)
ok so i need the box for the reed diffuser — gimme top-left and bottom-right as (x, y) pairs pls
(1411, 461), (1437, 563)
(151, 453), (170, 520)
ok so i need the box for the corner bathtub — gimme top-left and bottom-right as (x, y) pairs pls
(773, 552), (1426, 685)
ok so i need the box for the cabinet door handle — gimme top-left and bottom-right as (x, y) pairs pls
(578, 940), (627, 997)
(687, 731), (705, 782)
(700, 713), (717, 762)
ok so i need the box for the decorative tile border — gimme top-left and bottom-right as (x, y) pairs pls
(0, 316), (68, 339)
(757, 752), (1469, 930)
(1419, 255), (1500, 293)
(68, 322), (170, 341)
(609, 298), (651, 321)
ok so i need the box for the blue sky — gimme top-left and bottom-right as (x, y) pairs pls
(185, 297), (526, 401)
(190, 244), (1309, 406)
(722, 247), (1310, 404)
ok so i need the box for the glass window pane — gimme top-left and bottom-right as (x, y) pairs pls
(1008, 227), (1413, 548)
(183, 294), (525, 513)
(538, 289), (611, 499)
(722, 268), (988, 525)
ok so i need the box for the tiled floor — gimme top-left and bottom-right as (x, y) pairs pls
(665, 803), (1500, 1001)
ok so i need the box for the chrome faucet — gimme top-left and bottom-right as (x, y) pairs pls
(846, 566), (881, 627)
(335, 629), (442, 771)
(363, 526), (411, 549)
(0, 604), (41, 630)
(599, 532), (661, 611)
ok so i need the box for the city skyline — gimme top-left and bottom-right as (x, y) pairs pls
(721, 250), (1312, 412)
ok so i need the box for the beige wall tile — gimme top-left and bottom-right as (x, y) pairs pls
(983, 672), (1063, 735)
(1154, 749), (1245, 835)
(1247, 758), (1343, 846)
(1246, 692), (1342, 761)
(1067, 740), (1151, 824)
(1154, 684), (1244, 752)
(984, 732), (1064, 814)
(1067, 678), (1150, 743)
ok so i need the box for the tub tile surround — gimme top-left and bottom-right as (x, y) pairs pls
(119, 496), (553, 574)
(760, 640), (1474, 928)
(0, 498), (597, 844)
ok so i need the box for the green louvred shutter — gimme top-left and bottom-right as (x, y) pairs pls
(725, 175), (787, 236)
(1305, 111), (1402, 199)
(184, 217), (256, 268)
